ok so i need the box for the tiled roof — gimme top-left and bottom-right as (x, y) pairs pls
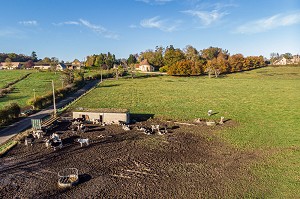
(140, 59), (150, 65)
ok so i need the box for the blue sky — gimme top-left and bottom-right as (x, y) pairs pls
(1, 0), (299, 62)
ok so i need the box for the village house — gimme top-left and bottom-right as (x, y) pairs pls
(71, 60), (83, 70)
(273, 55), (300, 65)
(137, 59), (154, 72)
(0, 62), (22, 70)
(56, 63), (67, 71)
(65, 60), (83, 70)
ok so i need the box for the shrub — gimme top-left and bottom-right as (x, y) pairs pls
(159, 66), (169, 72)
(0, 103), (21, 125)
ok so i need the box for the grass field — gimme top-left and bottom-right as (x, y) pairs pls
(70, 66), (300, 198)
(0, 70), (63, 108)
(0, 70), (30, 88)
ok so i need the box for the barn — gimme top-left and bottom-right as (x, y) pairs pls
(72, 108), (130, 124)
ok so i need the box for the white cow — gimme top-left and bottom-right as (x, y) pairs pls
(76, 138), (89, 147)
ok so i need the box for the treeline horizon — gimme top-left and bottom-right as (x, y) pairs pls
(4, 45), (294, 77)
(134, 45), (267, 76)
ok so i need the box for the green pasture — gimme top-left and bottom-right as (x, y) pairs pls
(70, 66), (300, 198)
(0, 70), (63, 108)
(0, 70), (30, 88)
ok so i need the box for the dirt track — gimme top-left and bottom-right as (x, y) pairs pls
(0, 118), (259, 198)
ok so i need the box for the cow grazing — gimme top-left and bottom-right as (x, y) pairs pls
(45, 138), (63, 150)
(122, 125), (131, 131)
(76, 138), (89, 147)
(32, 130), (43, 139)
(25, 134), (35, 146)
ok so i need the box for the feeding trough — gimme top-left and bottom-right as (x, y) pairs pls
(58, 168), (79, 188)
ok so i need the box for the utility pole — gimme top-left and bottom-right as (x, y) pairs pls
(52, 80), (57, 116)
(33, 89), (36, 101)
(101, 68), (103, 83)
(32, 89), (36, 109)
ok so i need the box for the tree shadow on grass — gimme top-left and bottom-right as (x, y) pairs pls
(210, 112), (219, 116)
(100, 84), (120, 88)
(125, 74), (163, 80)
(0, 95), (27, 103)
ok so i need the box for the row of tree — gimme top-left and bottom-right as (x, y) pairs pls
(134, 45), (266, 76)
(0, 52), (38, 62)
(85, 52), (122, 69)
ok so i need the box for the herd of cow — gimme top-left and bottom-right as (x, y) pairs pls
(24, 118), (90, 150)
(23, 117), (170, 151)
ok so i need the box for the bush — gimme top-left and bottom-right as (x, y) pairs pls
(0, 103), (21, 125)
(159, 66), (169, 72)
(91, 70), (114, 79)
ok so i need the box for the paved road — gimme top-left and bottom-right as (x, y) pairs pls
(0, 79), (100, 145)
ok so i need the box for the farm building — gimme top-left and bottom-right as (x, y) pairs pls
(34, 63), (67, 71)
(73, 108), (130, 124)
(34, 65), (52, 70)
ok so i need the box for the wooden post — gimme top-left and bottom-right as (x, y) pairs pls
(52, 80), (57, 116)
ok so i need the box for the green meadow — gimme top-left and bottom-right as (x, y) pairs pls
(0, 70), (30, 88)
(71, 66), (300, 198)
(0, 70), (62, 108)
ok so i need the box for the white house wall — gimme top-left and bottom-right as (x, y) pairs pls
(73, 112), (129, 124)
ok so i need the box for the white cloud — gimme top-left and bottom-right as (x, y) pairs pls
(19, 20), (38, 26)
(236, 12), (300, 34)
(53, 19), (119, 39)
(79, 19), (106, 33)
(183, 9), (228, 26)
(78, 19), (119, 39)
(182, 2), (235, 26)
(63, 21), (80, 25)
(140, 16), (180, 32)
(52, 21), (80, 26)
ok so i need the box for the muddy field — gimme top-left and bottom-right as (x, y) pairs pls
(0, 117), (259, 198)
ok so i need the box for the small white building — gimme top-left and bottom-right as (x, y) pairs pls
(138, 59), (154, 72)
(34, 65), (52, 70)
(73, 108), (130, 124)
(34, 63), (66, 71)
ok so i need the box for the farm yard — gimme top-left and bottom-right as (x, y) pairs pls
(0, 117), (259, 198)
(0, 66), (299, 198)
